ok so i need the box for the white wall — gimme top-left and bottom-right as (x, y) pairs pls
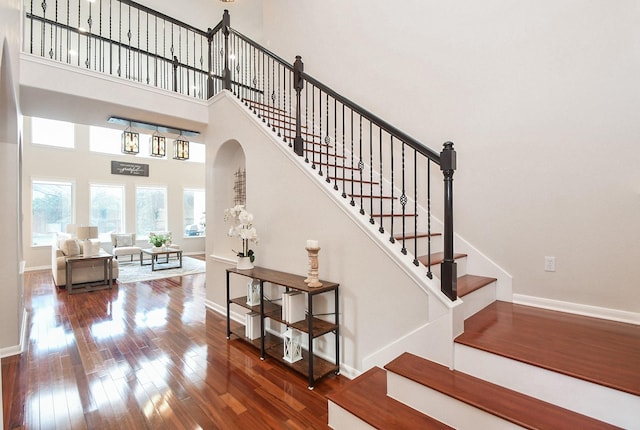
(260, 0), (640, 313)
(150, 0), (263, 42)
(21, 116), (206, 269)
(0, 0), (24, 379)
(206, 92), (438, 374)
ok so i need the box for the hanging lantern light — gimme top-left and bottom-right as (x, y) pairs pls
(150, 132), (166, 157)
(121, 124), (139, 154)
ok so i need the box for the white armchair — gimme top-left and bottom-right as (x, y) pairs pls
(110, 233), (142, 262)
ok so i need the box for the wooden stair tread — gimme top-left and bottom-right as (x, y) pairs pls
(455, 301), (640, 396)
(385, 353), (619, 430)
(457, 274), (496, 298)
(243, 98), (288, 114)
(327, 367), (453, 430)
(417, 252), (466, 266)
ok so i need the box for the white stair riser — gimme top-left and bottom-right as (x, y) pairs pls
(461, 281), (497, 320)
(386, 372), (525, 429)
(454, 344), (640, 430)
(327, 402), (376, 430)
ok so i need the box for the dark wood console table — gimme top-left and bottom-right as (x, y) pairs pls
(226, 266), (340, 389)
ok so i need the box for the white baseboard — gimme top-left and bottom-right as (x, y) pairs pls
(0, 309), (27, 359)
(513, 294), (640, 325)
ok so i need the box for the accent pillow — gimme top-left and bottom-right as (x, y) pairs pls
(60, 239), (81, 256)
(115, 234), (133, 247)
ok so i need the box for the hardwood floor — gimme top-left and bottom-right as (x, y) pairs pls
(2, 260), (348, 429)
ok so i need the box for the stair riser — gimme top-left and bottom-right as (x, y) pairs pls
(453, 344), (640, 429)
(460, 281), (497, 320)
(386, 372), (524, 429)
(327, 402), (377, 430)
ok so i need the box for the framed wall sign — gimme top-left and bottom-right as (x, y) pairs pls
(111, 160), (149, 177)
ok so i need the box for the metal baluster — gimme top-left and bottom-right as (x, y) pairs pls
(331, 99), (337, 186)
(276, 61), (281, 135)
(40, 0), (46, 57)
(413, 151), (419, 266)
(304, 84), (309, 162)
(341, 105), (346, 198)
(108, 0), (112, 75)
(66, 0), (70, 64)
(29, 0), (33, 54)
(145, 12), (149, 84)
(426, 159), (432, 276)
(98, 0), (103, 71)
(54, 0), (58, 61)
(76, 0), (80, 66)
(136, 8), (140, 82)
(378, 128), (384, 233)
(350, 110), (355, 206)
(369, 122), (374, 224)
(359, 115), (365, 215)
(400, 142), (407, 253)
(310, 85), (315, 169)
(389, 136), (395, 242)
(87, 0), (92, 68)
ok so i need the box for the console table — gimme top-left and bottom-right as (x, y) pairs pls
(65, 251), (113, 294)
(226, 266), (340, 389)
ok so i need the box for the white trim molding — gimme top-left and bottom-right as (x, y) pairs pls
(513, 294), (640, 325)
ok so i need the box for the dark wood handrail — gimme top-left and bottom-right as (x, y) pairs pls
(227, 29), (439, 164)
(300, 71), (441, 164)
(118, 0), (209, 37)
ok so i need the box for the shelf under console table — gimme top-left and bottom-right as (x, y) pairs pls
(226, 266), (340, 389)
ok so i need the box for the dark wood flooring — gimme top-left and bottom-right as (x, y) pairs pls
(2, 259), (348, 429)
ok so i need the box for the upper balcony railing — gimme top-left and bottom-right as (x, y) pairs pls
(24, 0), (212, 98)
(23, 2), (458, 301)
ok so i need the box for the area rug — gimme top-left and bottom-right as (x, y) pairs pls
(116, 256), (206, 284)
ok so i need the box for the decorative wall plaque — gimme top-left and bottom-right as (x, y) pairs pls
(111, 160), (149, 177)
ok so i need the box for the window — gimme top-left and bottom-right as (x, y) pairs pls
(90, 184), (125, 242)
(136, 186), (167, 237)
(32, 117), (74, 148)
(89, 125), (121, 154)
(186, 142), (205, 163)
(183, 188), (205, 237)
(31, 180), (73, 246)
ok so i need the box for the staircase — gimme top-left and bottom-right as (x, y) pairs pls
(327, 301), (640, 429)
(23, 5), (638, 427)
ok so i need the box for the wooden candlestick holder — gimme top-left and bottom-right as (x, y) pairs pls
(304, 246), (323, 288)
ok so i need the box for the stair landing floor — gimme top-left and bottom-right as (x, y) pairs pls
(455, 301), (640, 396)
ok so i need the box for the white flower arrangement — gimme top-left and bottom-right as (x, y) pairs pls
(224, 205), (258, 262)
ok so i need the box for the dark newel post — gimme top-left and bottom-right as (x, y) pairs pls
(172, 56), (179, 92)
(293, 55), (304, 156)
(222, 9), (231, 90)
(440, 141), (457, 301)
(206, 27), (214, 99)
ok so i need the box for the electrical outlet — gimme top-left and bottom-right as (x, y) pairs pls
(544, 256), (556, 272)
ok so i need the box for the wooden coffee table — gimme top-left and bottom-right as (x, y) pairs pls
(140, 248), (183, 271)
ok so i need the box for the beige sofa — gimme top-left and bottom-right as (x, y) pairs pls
(52, 234), (119, 287)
